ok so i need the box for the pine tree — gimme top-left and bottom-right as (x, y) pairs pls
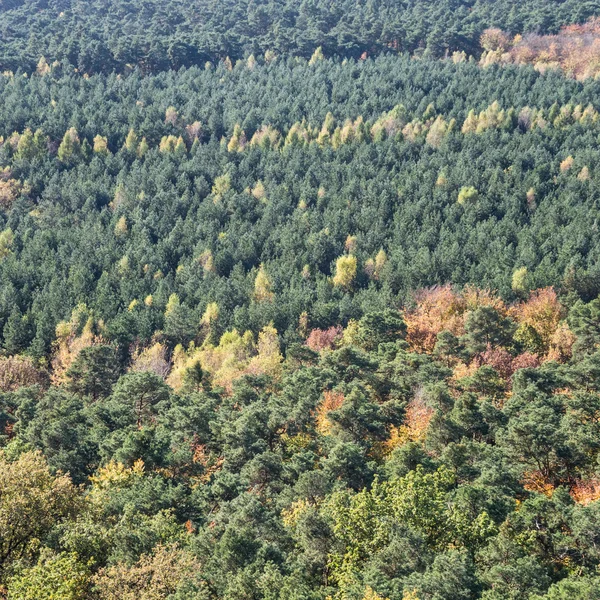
(3, 307), (29, 355)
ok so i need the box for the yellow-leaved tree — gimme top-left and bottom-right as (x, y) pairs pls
(0, 451), (80, 578)
(6, 549), (92, 600)
(333, 254), (357, 289)
(254, 264), (274, 302)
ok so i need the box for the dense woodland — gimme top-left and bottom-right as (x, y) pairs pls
(1, 0), (600, 73)
(3, 2), (600, 599)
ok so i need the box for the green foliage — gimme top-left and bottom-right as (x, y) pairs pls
(0, 0), (597, 74)
(354, 310), (407, 351)
(512, 267), (530, 296)
(7, 550), (92, 600)
(324, 466), (494, 593)
(569, 299), (600, 355)
(0, 451), (80, 579)
(464, 307), (515, 354)
(457, 186), (479, 205)
(66, 345), (120, 400)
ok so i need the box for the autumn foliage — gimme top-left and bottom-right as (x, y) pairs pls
(480, 18), (600, 80)
(305, 326), (343, 351)
(385, 391), (434, 453)
(404, 285), (468, 353)
(315, 390), (345, 435)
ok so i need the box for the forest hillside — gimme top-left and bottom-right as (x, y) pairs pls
(2, 2), (600, 599)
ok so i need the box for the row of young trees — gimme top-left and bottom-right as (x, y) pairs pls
(4, 96), (600, 167)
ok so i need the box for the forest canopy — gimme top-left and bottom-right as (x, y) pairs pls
(1, 0), (600, 73)
(2, 1), (600, 599)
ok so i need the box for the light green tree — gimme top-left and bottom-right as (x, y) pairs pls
(7, 550), (91, 600)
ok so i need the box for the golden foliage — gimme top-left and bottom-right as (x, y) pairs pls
(285, 120), (315, 146)
(124, 129), (138, 152)
(404, 285), (466, 353)
(522, 470), (555, 497)
(362, 586), (390, 600)
(185, 121), (202, 143)
(137, 137), (149, 157)
(89, 459), (145, 495)
(251, 180), (266, 201)
(309, 46), (324, 65)
(254, 264), (274, 302)
(578, 166), (590, 181)
(159, 135), (184, 154)
(457, 186), (479, 205)
(93, 135), (109, 155)
(526, 187), (536, 210)
(462, 285), (507, 313)
(332, 254), (357, 289)
(305, 326), (343, 351)
(405, 285), (514, 354)
(344, 235), (357, 253)
(0, 451), (80, 569)
(211, 173), (231, 201)
(190, 442), (223, 483)
(247, 323), (283, 378)
(249, 125), (281, 149)
(510, 287), (564, 355)
(227, 123), (247, 152)
(560, 155), (574, 172)
(498, 18), (600, 80)
(168, 324), (282, 391)
(196, 248), (215, 273)
(51, 305), (102, 384)
(282, 499), (311, 528)
(425, 115), (449, 148)
(114, 215), (128, 237)
(384, 392), (434, 453)
(36, 56), (51, 75)
(480, 28), (512, 52)
(93, 543), (204, 600)
(546, 321), (576, 363)
(451, 360), (481, 382)
(570, 478), (600, 505)
(164, 106), (178, 125)
(371, 104), (407, 140)
(164, 294), (180, 317)
(462, 109), (479, 134)
(511, 266), (529, 296)
(0, 178), (21, 210)
(315, 390), (345, 435)
(201, 302), (219, 326)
